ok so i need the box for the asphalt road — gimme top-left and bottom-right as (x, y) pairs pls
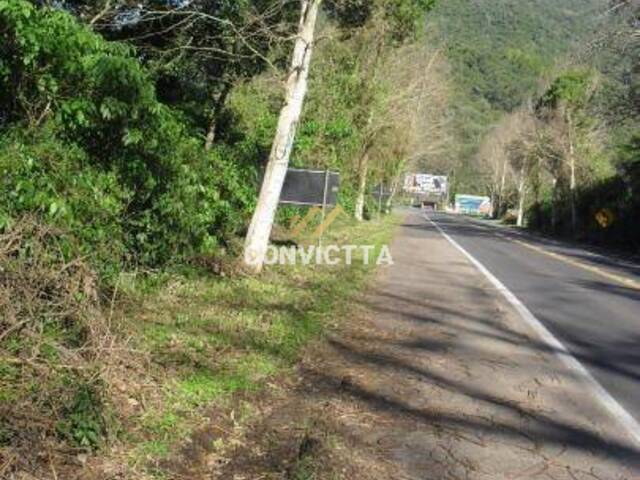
(426, 211), (640, 425)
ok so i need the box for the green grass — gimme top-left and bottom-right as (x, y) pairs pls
(121, 214), (400, 470)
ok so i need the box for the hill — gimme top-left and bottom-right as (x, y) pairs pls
(422, 0), (609, 186)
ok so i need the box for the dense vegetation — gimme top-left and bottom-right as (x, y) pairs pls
(0, 0), (259, 278)
(0, 0), (438, 477)
(414, 0), (638, 249)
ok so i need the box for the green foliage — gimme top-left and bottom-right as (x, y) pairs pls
(429, 0), (603, 112)
(1, 0), (139, 126)
(383, 0), (437, 42)
(325, 0), (436, 39)
(618, 134), (640, 172)
(531, 170), (640, 249)
(226, 78), (281, 159)
(64, 0), (298, 142)
(539, 69), (596, 110)
(294, 35), (363, 174)
(523, 64), (638, 247)
(423, 0), (604, 189)
(0, 1), (256, 272)
(56, 382), (106, 450)
(0, 128), (127, 277)
(324, 0), (373, 28)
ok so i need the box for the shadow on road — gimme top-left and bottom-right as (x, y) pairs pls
(295, 214), (640, 474)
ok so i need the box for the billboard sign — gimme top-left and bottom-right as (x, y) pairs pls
(404, 174), (448, 196)
(371, 184), (392, 201)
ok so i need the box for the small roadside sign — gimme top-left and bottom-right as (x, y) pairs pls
(279, 168), (340, 207)
(278, 168), (341, 246)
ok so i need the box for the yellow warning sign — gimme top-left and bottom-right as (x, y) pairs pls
(595, 208), (615, 229)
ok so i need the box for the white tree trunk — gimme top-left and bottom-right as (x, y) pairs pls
(567, 111), (577, 235)
(551, 176), (558, 232)
(385, 177), (399, 213)
(205, 117), (216, 151)
(497, 158), (507, 218)
(569, 141), (577, 234)
(354, 150), (370, 222)
(243, 0), (322, 272)
(516, 169), (526, 227)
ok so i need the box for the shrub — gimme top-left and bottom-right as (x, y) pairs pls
(0, 0), (257, 270)
(0, 128), (128, 278)
(0, 218), (111, 462)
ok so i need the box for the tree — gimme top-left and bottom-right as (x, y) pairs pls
(44, 0), (299, 149)
(370, 45), (450, 213)
(477, 116), (516, 218)
(242, 0), (438, 272)
(537, 69), (598, 234)
(475, 108), (537, 220)
(349, 0), (438, 221)
(506, 136), (536, 227)
(243, 0), (322, 272)
(534, 126), (565, 231)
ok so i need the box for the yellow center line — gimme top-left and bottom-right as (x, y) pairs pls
(457, 216), (640, 291)
(509, 236), (640, 291)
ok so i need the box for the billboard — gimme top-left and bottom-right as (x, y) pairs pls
(404, 174), (448, 196)
(455, 195), (491, 215)
(279, 168), (340, 207)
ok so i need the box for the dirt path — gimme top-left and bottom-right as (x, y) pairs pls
(201, 212), (640, 479)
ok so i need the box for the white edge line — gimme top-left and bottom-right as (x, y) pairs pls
(424, 213), (640, 448)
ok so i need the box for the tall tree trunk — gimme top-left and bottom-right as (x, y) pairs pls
(567, 111), (577, 235)
(516, 167), (526, 227)
(352, 37), (384, 222)
(243, 0), (322, 272)
(354, 149), (370, 221)
(497, 158), (507, 218)
(531, 159), (541, 228)
(569, 152), (577, 233)
(489, 168), (498, 218)
(385, 175), (400, 213)
(205, 118), (217, 151)
(490, 189), (497, 219)
(551, 176), (558, 233)
(205, 83), (232, 151)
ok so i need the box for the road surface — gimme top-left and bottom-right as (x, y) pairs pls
(427, 211), (640, 427)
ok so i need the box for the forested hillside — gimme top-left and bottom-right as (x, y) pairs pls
(433, 0), (605, 110)
(0, 1), (442, 477)
(422, 0), (608, 184)
(446, 0), (640, 247)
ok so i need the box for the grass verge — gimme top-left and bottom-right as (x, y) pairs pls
(114, 213), (400, 476)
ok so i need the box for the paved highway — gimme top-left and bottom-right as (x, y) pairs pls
(426, 212), (640, 426)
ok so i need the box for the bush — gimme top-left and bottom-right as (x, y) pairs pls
(0, 128), (128, 278)
(0, 219), (111, 462)
(0, 1), (257, 271)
